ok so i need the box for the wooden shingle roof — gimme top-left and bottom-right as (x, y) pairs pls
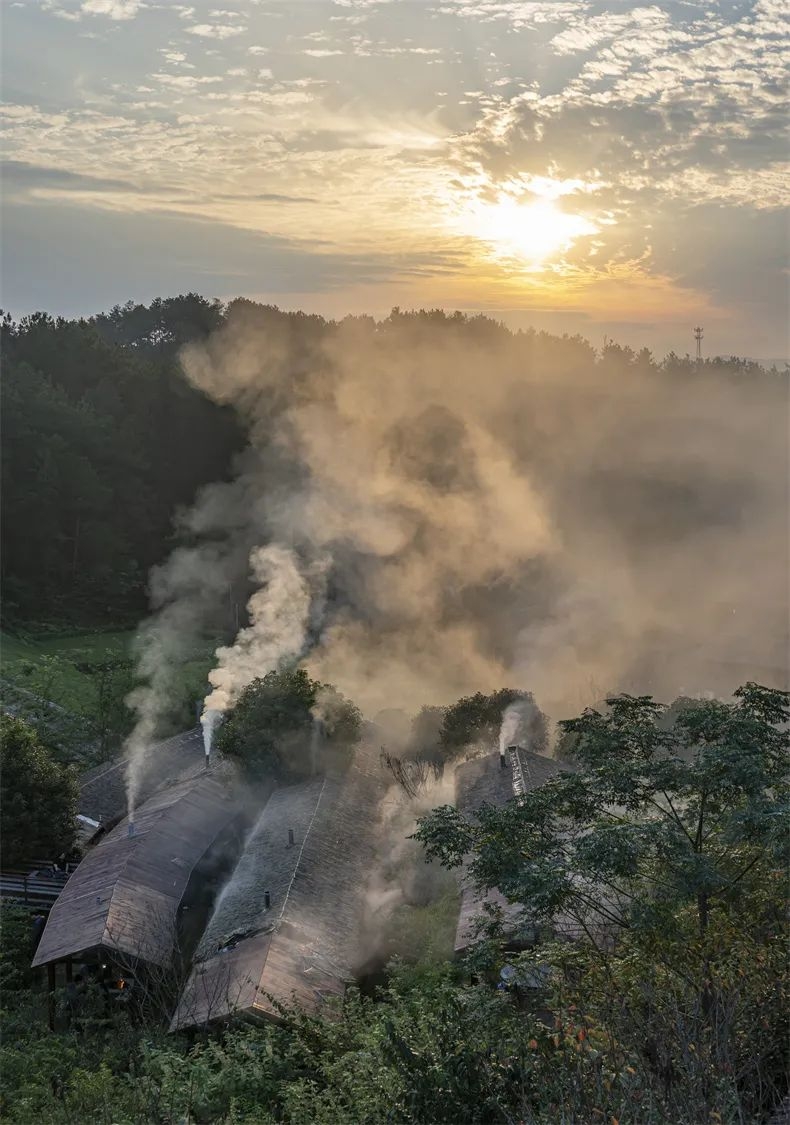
(78, 728), (206, 827)
(172, 743), (386, 1029)
(33, 770), (238, 968)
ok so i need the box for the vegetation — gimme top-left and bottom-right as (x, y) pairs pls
(216, 667), (363, 780)
(0, 685), (785, 1122)
(1, 295), (788, 1120)
(3, 297), (785, 635)
(1, 297), (242, 628)
(438, 688), (546, 759)
(0, 716), (78, 864)
(416, 682), (790, 1122)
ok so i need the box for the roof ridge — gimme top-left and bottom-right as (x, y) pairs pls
(253, 775), (329, 1001)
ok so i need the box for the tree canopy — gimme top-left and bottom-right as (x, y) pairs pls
(438, 689), (546, 758)
(216, 667), (362, 780)
(416, 682), (789, 943)
(0, 714), (78, 864)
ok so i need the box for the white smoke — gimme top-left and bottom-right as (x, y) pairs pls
(498, 697), (547, 757)
(201, 708), (222, 758)
(198, 544), (331, 760)
(123, 305), (787, 812)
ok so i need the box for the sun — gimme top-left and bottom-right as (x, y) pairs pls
(463, 195), (597, 265)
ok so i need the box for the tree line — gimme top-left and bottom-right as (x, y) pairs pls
(2, 296), (785, 629)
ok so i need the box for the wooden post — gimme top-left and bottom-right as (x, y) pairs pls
(23, 875), (28, 906)
(47, 962), (56, 1031)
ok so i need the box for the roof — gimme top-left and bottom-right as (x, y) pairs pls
(172, 743), (386, 1029)
(33, 769), (238, 968)
(78, 727), (206, 826)
(453, 748), (572, 954)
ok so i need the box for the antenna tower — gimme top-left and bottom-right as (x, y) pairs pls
(694, 326), (703, 363)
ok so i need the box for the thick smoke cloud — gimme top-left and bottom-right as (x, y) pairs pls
(124, 306), (787, 803)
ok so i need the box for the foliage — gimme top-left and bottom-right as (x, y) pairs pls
(216, 667), (362, 780)
(438, 688), (542, 758)
(1, 303), (242, 626)
(0, 715), (78, 864)
(2, 299), (785, 635)
(6, 946), (783, 1124)
(415, 682), (790, 1120)
(418, 683), (789, 938)
(0, 904), (37, 994)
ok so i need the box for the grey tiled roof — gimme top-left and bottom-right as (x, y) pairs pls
(33, 769), (239, 968)
(78, 728), (207, 826)
(172, 742), (387, 1029)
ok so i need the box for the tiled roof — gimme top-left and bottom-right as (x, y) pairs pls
(78, 728), (207, 827)
(453, 748), (574, 954)
(33, 769), (239, 968)
(172, 743), (387, 1029)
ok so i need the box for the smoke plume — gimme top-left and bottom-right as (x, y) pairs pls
(498, 697), (547, 758)
(124, 306), (788, 803)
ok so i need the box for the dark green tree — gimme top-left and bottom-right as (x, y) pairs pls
(438, 688), (543, 758)
(0, 715), (78, 864)
(216, 667), (362, 780)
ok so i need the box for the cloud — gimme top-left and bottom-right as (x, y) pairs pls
(1, 159), (162, 197)
(152, 72), (224, 90)
(81, 0), (143, 16)
(0, 198), (468, 318)
(186, 22), (246, 39)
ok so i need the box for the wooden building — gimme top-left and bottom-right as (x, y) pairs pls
(78, 727), (207, 830)
(171, 744), (385, 1030)
(32, 770), (241, 974)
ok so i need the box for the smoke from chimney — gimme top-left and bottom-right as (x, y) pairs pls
(122, 306), (787, 800)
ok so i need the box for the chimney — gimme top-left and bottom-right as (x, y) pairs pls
(127, 822), (135, 838)
(264, 891), (271, 909)
(499, 752), (506, 768)
(288, 828), (295, 846)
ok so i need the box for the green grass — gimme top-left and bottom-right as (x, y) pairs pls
(387, 888), (461, 965)
(0, 630), (136, 715)
(1, 628), (217, 719)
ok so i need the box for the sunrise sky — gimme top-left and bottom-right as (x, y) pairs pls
(2, 0), (788, 358)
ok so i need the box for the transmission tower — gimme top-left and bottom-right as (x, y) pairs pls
(694, 326), (703, 363)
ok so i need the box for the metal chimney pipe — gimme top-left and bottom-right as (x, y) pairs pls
(264, 891), (271, 909)
(288, 828), (295, 846)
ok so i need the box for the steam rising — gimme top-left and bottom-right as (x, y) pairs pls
(123, 307), (788, 806)
(498, 697), (547, 758)
(203, 544), (318, 715)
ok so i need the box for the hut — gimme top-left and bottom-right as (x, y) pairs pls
(32, 770), (241, 977)
(172, 744), (385, 1030)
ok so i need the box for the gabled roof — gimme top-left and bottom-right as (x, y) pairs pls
(33, 770), (238, 968)
(78, 728), (206, 827)
(172, 744), (386, 1029)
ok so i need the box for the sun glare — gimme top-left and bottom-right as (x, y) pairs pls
(464, 196), (598, 265)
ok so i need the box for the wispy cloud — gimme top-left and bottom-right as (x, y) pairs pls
(6, 0), (788, 354)
(186, 21), (246, 38)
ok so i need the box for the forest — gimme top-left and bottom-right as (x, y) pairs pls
(1, 297), (788, 1124)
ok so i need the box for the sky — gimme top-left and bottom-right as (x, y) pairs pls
(2, 0), (788, 358)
